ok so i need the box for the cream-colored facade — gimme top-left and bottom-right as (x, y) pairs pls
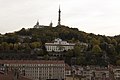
(0, 60), (65, 80)
(113, 67), (120, 79)
(45, 38), (75, 52)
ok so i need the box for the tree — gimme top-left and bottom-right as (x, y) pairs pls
(65, 50), (74, 57)
(116, 60), (120, 65)
(13, 43), (19, 51)
(18, 28), (27, 35)
(9, 43), (14, 50)
(105, 37), (111, 44)
(107, 44), (116, 55)
(74, 44), (82, 57)
(24, 43), (31, 51)
(43, 55), (49, 60)
(1, 42), (10, 51)
(116, 44), (120, 54)
(91, 38), (100, 46)
(23, 37), (31, 43)
(30, 42), (41, 49)
(92, 45), (102, 54)
(100, 42), (108, 51)
(111, 38), (117, 46)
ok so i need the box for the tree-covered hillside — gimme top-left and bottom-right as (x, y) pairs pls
(0, 25), (120, 66)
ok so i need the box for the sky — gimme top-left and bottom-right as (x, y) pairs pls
(0, 0), (120, 36)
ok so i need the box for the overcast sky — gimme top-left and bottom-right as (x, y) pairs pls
(0, 0), (120, 36)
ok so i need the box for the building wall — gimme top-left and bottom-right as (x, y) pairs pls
(45, 38), (75, 52)
(113, 68), (120, 79)
(0, 60), (65, 80)
(65, 70), (71, 76)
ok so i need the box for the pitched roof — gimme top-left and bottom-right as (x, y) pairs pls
(0, 60), (65, 64)
(65, 64), (71, 70)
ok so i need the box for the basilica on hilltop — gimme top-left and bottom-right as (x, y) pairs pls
(34, 6), (62, 28)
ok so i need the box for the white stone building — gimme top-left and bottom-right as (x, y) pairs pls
(0, 60), (65, 80)
(45, 38), (75, 52)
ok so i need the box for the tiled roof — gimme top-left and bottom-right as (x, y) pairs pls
(95, 77), (110, 80)
(0, 60), (65, 64)
(95, 69), (109, 71)
(65, 64), (71, 70)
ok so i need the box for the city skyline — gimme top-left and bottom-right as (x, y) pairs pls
(0, 0), (120, 36)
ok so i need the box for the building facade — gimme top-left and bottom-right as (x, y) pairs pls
(45, 38), (75, 52)
(70, 65), (110, 80)
(0, 70), (32, 80)
(113, 66), (120, 80)
(65, 64), (71, 76)
(0, 60), (65, 80)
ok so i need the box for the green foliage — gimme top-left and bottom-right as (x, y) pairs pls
(116, 60), (120, 65)
(74, 45), (82, 56)
(92, 45), (102, 54)
(65, 50), (74, 57)
(111, 38), (117, 46)
(30, 42), (42, 49)
(91, 38), (100, 46)
(0, 26), (120, 66)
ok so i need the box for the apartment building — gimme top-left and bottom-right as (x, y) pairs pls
(0, 60), (65, 80)
(70, 65), (110, 80)
(65, 64), (71, 76)
(0, 70), (32, 80)
(92, 69), (109, 80)
(113, 66), (120, 80)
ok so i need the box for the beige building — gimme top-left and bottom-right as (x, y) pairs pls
(113, 66), (120, 80)
(45, 38), (75, 52)
(65, 64), (71, 76)
(71, 66), (110, 80)
(0, 60), (65, 80)
(0, 70), (32, 80)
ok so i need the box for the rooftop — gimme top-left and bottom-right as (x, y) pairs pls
(45, 38), (75, 45)
(0, 60), (65, 64)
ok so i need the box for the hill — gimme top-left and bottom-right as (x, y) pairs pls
(0, 25), (120, 66)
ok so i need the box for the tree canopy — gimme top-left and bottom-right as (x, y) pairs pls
(0, 26), (120, 66)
